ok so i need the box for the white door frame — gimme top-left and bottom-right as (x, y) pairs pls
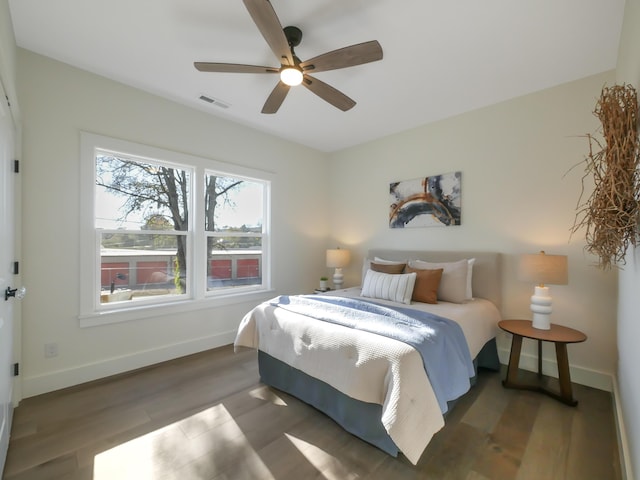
(0, 74), (21, 476)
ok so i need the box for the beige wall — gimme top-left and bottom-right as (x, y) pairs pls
(615, 0), (640, 477)
(328, 71), (618, 390)
(17, 49), (330, 396)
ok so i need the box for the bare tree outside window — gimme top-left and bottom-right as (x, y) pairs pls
(80, 133), (270, 319)
(204, 172), (264, 291)
(96, 152), (264, 305)
(97, 155), (192, 294)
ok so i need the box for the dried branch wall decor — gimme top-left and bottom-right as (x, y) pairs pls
(571, 84), (640, 269)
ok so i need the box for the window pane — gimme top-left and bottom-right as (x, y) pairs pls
(100, 233), (188, 304)
(207, 237), (262, 291)
(96, 153), (190, 231)
(205, 175), (263, 232)
(82, 133), (272, 320)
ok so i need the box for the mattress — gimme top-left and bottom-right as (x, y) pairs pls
(257, 338), (499, 458)
(234, 288), (501, 464)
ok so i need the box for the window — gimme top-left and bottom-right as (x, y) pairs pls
(80, 133), (271, 325)
(204, 172), (265, 293)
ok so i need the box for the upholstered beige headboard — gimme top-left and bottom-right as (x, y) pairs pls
(367, 249), (502, 309)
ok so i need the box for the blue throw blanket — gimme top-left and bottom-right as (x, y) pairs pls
(269, 294), (475, 413)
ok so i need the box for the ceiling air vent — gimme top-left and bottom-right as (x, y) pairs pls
(198, 94), (230, 109)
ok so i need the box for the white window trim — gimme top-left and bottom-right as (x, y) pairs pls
(79, 132), (274, 326)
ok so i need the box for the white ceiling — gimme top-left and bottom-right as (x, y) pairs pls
(9, 0), (625, 152)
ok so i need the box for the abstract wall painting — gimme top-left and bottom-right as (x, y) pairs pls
(389, 171), (461, 228)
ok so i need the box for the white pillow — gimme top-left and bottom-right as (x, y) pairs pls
(374, 256), (406, 264)
(466, 258), (475, 299)
(361, 270), (416, 305)
(408, 258), (469, 303)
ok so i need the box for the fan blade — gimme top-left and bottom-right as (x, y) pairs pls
(243, 0), (293, 66)
(302, 75), (356, 111)
(262, 81), (290, 114)
(194, 62), (279, 74)
(300, 40), (383, 74)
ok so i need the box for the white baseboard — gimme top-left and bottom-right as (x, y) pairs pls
(612, 375), (635, 480)
(0, 401), (10, 478)
(497, 345), (613, 392)
(21, 330), (237, 398)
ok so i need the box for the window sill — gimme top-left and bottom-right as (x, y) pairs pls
(79, 288), (275, 328)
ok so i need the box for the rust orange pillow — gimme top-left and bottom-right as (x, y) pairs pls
(370, 262), (406, 274)
(406, 267), (443, 304)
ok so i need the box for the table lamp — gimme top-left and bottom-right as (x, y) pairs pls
(326, 248), (351, 290)
(518, 251), (568, 330)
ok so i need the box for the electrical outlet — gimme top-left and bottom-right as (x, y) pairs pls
(44, 342), (58, 358)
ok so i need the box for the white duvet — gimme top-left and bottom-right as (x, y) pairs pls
(234, 287), (501, 464)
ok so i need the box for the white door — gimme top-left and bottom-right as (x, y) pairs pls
(0, 79), (16, 475)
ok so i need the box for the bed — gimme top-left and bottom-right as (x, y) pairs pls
(234, 249), (502, 464)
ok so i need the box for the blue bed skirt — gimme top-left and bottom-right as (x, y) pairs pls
(258, 337), (500, 457)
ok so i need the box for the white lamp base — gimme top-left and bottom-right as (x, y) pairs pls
(530, 285), (553, 330)
(332, 267), (344, 290)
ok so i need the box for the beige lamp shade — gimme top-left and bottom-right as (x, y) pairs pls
(518, 251), (568, 286)
(326, 248), (351, 268)
(326, 248), (350, 290)
(518, 251), (568, 330)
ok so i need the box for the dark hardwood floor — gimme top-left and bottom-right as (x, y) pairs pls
(3, 345), (622, 480)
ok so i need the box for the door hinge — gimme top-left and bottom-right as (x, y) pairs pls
(14, 159), (19, 173)
(13, 363), (19, 376)
(13, 261), (19, 275)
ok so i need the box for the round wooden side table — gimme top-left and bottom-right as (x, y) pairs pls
(498, 319), (587, 406)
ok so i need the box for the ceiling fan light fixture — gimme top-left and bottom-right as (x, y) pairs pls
(194, 3), (383, 113)
(280, 67), (303, 86)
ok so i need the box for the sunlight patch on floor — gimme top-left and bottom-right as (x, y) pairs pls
(285, 433), (355, 480)
(93, 403), (278, 480)
(175, 402), (239, 439)
(93, 423), (167, 480)
(249, 386), (288, 406)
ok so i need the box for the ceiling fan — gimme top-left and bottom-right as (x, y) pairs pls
(194, 0), (383, 114)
